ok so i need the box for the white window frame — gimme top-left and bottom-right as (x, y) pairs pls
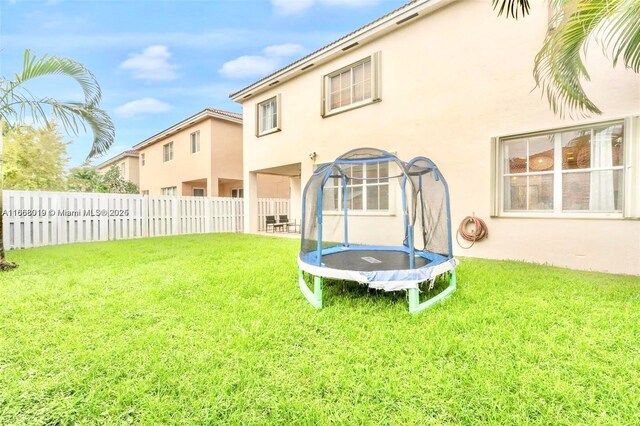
(192, 187), (205, 197)
(491, 117), (640, 219)
(190, 131), (200, 154)
(321, 51), (381, 117)
(322, 161), (393, 216)
(163, 142), (174, 162)
(256, 94), (281, 137)
(231, 188), (244, 198)
(141, 153), (145, 166)
(119, 162), (126, 176)
(162, 186), (177, 196)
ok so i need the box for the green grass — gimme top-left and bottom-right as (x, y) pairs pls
(1, 234), (639, 425)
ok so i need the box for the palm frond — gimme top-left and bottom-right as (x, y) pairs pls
(16, 49), (102, 106)
(534, 0), (640, 117)
(598, 0), (640, 72)
(38, 98), (115, 158)
(492, 0), (531, 19)
(1, 49), (114, 158)
(534, 0), (605, 117)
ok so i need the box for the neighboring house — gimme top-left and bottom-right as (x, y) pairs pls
(231, 0), (640, 275)
(96, 150), (139, 184)
(131, 108), (288, 198)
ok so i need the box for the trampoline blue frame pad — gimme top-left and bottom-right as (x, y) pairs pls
(299, 245), (458, 291)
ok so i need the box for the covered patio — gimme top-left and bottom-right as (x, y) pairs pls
(244, 162), (301, 233)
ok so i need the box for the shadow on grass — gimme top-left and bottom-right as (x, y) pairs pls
(301, 272), (453, 309)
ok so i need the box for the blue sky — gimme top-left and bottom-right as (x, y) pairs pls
(1, 0), (407, 167)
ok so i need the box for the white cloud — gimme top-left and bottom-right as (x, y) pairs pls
(119, 45), (178, 82)
(271, 0), (314, 15)
(263, 43), (306, 57)
(115, 98), (171, 117)
(272, 0), (379, 15)
(219, 43), (307, 79)
(219, 56), (280, 79)
(1, 29), (338, 53)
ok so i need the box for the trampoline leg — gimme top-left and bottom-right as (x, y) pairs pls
(408, 269), (457, 314)
(298, 269), (323, 309)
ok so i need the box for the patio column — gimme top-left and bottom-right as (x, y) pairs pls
(289, 176), (301, 221)
(244, 171), (258, 233)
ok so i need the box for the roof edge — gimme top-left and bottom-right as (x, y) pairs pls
(132, 108), (242, 151)
(96, 150), (139, 169)
(230, 0), (454, 102)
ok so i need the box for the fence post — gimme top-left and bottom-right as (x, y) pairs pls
(172, 197), (180, 235)
(231, 198), (236, 233)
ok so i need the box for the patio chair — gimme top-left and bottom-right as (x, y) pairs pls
(266, 215), (284, 232)
(279, 215), (299, 233)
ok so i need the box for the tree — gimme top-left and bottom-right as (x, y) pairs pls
(67, 163), (105, 193)
(0, 49), (115, 270)
(493, 0), (640, 117)
(67, 164), (138, 194)
(100, 166), (139, 194)
(4, 123), (69, 191)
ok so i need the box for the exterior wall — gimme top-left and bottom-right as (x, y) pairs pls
(138, 118), (216, 196)
(211, 118), (243, 192)
(218, 180), (243, 197)
(136, 116), (289, 198)
(125, 156), (139, 185)
(257, 174), (290, 198)
(241, 1), (640, 274)
(97, 155), (139, 185)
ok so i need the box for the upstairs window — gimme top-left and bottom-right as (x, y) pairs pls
(322, 52), (380, 116)
(190, 131), (200, 154)
(141, 153), (145, 166)
(256, 95), (281, 136)
(163, 142), (173, 162)
(119, 162), (125, 176)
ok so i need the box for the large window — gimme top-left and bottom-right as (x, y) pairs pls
(497, 121), (626, 216)
(322, 52), (380, 116)
(162, 186), (177, 196)
(322, 162), (389, 213)
(190, 131), (200, 154)
(163, 142), (173, 162)
(256, 95), (281, 136)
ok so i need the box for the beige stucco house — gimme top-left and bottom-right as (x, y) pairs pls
(96, 150), (140, 184)
(231, 0), (640, 275)
(131, 108), (288, 197)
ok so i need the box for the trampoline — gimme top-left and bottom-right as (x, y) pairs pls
(298, 148), (457, 313)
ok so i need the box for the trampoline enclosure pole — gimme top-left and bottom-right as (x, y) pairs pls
(342, 175), (348, 247)
(316, 186), (323, 266)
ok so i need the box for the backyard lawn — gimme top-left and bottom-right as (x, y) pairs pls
(1, 234), (639, 425)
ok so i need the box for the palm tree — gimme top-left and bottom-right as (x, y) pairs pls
(493, 0), (640, 117)
(0, 49), (115, 270)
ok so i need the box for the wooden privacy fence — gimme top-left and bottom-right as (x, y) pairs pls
(2, 190), (289, 250)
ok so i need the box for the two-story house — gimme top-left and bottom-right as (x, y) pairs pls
(131, 108), (288, 198)
(231, 0), (640, 275)
(96, 150), (139, 184)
